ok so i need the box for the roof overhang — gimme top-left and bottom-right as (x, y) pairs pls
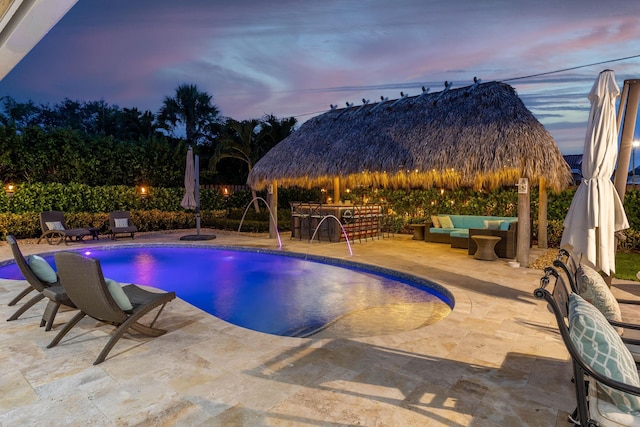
(0, 0), (78, 80)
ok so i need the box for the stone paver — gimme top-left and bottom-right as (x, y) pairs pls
(0, 229), (636, 426)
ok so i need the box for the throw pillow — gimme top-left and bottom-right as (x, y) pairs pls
(105, 278), (133, 311)
(499, 221), (512, 231)
(576, 263), (622, 326)
(568, 293), (640, 413)
(483, 220), (502, 230)
(430, 215), (441, 228)
(45, 221), (65, 231)
(114, 218), (129, 228)
(438, 215), (454, 229)
(27, 255), (58, 283)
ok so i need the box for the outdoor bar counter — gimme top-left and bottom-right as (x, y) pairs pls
(290, 202), (385, 242)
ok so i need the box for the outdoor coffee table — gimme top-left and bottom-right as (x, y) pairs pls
(471, 235), (501, 261)
(409, 224), (426, 240)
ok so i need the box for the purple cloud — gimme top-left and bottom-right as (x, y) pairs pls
(1, 0), (640, 153)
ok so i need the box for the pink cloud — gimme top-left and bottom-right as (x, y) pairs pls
(3, 0), (640, 152)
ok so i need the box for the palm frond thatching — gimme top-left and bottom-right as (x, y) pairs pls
(248, 81), (572, 192)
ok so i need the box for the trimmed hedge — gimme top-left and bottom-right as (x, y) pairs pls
(0, 208), (292, 239)
(1, 183), (639, 251)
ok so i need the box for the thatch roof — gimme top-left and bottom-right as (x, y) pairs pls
(248, 81), (572, 192)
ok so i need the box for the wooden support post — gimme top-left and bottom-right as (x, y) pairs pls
(614, 79), (640, 203)
(268, 180), (278, 239)
(538, 177), (548, 249)
(333, 176), (340, 203)
(517, 178), (530, 267)
(610, 79), (640, 286)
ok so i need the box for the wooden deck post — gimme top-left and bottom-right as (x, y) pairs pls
(333, 176), (340, 203)
(517, 178), (530, 267)
(538, 177), (548, 249)
(269, 180), (278, 239)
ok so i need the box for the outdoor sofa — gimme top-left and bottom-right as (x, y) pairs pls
(425, 214), (518, 259)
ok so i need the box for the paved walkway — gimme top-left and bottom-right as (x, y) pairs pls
(0, 230), (637, 426)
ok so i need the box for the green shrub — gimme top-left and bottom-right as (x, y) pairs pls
(2, 184), (639, 250)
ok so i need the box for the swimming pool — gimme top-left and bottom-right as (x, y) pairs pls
(0, 245), (454, 337)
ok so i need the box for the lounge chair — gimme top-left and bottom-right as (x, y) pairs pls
(48, 252), (176, 364)
(5, 235), (76, 330)
(553, 246), (640, 364)
(108, 210), (138, 240)
(37, 211), (92, 245)
(536, 266), (640, 426)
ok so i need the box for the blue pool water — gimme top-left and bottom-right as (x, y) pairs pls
(0, 245), (453, 337)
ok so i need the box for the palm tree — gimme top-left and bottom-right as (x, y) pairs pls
(157, 84), (220, 146)
(211, 116), (297, 212)
(211, 118), (263, 211)
(258, 114), (297, 157)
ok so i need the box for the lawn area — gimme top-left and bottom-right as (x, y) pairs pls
(616, 251), (640, 281)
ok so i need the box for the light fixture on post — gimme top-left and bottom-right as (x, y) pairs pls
(222, 187), (231, 217)
(139, 186), (147, 199)
(5, 183), (15, 197)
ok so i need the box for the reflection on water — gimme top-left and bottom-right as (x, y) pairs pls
(0, 246), (453, 337)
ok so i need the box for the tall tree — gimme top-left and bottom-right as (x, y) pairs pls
(157, 84), (220, 146)
(0, 97), (43, 129)
(211, 118), (262, 211)
(258, 114), (297, 156)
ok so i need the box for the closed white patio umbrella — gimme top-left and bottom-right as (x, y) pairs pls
(181, 146), (197, 210)
(561, 69), (629, 276)
(180, 146), (216, 240)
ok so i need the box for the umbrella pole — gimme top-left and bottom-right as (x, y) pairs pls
(180, 149), (215, 241)
(195, 154), (201, 236)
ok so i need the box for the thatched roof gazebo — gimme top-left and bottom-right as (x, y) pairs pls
(247, 81), (571, 192)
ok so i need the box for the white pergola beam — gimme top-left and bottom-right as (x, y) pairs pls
(0, 0), (78, 81)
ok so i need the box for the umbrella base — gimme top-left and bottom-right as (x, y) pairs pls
(179, 234), (217, 241)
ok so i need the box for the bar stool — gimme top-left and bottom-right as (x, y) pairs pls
(352, 204), (367, 243)
(290, 202), (303, 240)
(308, 203), (328, 241)
(378, 203), (392, 239)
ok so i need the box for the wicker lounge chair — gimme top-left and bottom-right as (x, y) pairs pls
(5, 235), (76, 330)
(48, 252), (176, 364)
(108, 210), (137, 240)
(536, 267), (640, 426)
(552, 245), (640, 363)
(37, 211), (92, 245)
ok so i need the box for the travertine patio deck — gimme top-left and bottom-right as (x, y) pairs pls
(0, 230), (637, 426)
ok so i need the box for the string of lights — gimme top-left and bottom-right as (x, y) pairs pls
(502, 53), (640, 82)
(291, 53), (640, 119)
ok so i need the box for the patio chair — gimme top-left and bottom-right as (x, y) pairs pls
(48, 252), (176, 364)
(109, 210), (138, 240)
(536, 266), (640, 426)
(37, 211), (92, 245)
(549, 254), (640, 363)
(5, 235), (76, 330)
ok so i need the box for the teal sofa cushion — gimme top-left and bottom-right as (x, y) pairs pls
(429, 227), (453, 234)
(450, 230), (469, 238)
(439, 215), (515, 230)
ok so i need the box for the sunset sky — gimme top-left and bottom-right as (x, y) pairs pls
(1, 0), (639, 155)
